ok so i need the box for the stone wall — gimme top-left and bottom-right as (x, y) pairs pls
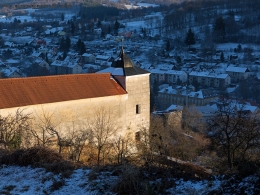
(125, 74), (150, 133)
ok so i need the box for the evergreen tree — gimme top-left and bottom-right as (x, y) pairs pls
(175, 56), (182, 64)
(97, 20), (102, 28)
(177, 76), (182, 85)
(220, 51), (224, 62)
(80, 41), (86, 55)
(76, 39), (82, 51)
(108, 25), (111, 34)
(192, 79), (200, 91)
(166, 39), (170, 51)
(152, 80), (159, 97)
(63, 51), (67, 60)
(114, 20), (120, 34)
(65, 36), (71, 51)
(142, 27), (147, 37)
(185, 28), (195, 48)
(213, 16), (226, 43)
(71, 20), (75, 35)
(61, 13), (64, 21)
(59, 37), (66, 51)
(101, 30), (105, 38)
(237, 44), (242, 53)
(45, 53), (49, 64)
(3, 49), (12, 59)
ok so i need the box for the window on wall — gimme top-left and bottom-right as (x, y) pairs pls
(136, 104), (140, 114)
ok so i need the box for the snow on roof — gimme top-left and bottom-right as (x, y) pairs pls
(2, 67), (20, 76)
(140, 63), (152, 70)
(67, 61), (81, 68)
(257, 72), (260, 80)
(97, 67), (124, 76)
(34, 59), (43, 64)
(82, 53), (94, 57)
(51, 60), (63, 66)
(0, 60), (5, 66)
(96, 55), (111, 60)
(31, 52), (42, 58)
(196, 105), (218, 114)
(5, 59), (19, 64)
(226, 85), (238, 93)
(242, 104), (259, 113)
(166, 70), (186, 75)
(150, 69), (166, 74)
(166, 104), (183, 112)
(226, 66), (249, 73)
(4, 41), (14, 47)
(157, 64), (174, 70)
(189, 71), (229, 79)
(83, 64), (100, 69)
(189, 91), (204, 99)
(216, 74), (229, 79)
(160, 86), (218, 100)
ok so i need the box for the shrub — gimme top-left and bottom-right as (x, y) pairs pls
(113, 165), (143, 195)
(0, 147), (75, 175)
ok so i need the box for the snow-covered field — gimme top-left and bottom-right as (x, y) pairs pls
(0, 165), (259, 195)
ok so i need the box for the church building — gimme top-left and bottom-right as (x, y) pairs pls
(0, 48), (150, 142)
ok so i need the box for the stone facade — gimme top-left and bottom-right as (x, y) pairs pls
(0, 94), (128, 138)
(124, 74), (150, 132)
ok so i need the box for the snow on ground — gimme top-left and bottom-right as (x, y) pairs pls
(0, 165), (259, 195)
(0, 15), (36, 23)
(125, 3), (159, 9)
(0, 165), (117, 195)
(0, 8), (75, 23)
(216, 43), (260, 52)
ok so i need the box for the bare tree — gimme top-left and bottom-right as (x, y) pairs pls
(87, 106), (120, 166)
(111, 136), (126, 164)
(208, 99), (260, 171)
(0, 109), (31, 150)
(66, 124), (90, 162)
(30, 107), (61, 147)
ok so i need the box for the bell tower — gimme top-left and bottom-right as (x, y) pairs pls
(111, 47), (150, 133)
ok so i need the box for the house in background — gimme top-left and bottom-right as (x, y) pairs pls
(226, 66), (250, 83)
(34, 59), (50, 70)
(1, 67), (22, 78)
(189, 71), (231, 88)
(4, 41), (15, 47)
(150, 69), (166, 83)
(165, 70), (188, 84)
(82, 53), (95, 64)
(50, 56), (82, 75)
(150, 67), (187, 85)
(158, 85), (218, 110)
(95, 55), (111, 66)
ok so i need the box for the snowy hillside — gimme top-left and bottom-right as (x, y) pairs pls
(0, 165), (259, 195)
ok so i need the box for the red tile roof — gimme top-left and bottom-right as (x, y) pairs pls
(0, 73), (126, 109)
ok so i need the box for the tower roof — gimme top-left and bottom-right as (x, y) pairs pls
(111, 47), (149, 76)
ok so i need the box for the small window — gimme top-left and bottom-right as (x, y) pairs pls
(136, 104), (140, 114)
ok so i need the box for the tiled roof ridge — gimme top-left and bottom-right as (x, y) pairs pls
(1, 73), (111, 81)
